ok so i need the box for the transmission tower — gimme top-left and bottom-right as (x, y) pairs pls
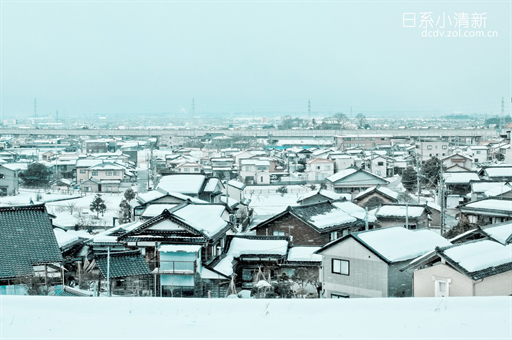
(501, 97), (505, 128)
(192, 98), (195, 116)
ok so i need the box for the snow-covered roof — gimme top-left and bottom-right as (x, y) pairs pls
(287, 247), (322, 262)
(325, 168), (357, 182)
(158, 245), (201, 253)
(157, 174), (207, 194)
(443, 172), (480, 184)
(173, 205), (227, 237)
(443, 240), (512, 273)
(483, 167), (512, 178)
(462, 199), (512, 213)
(374, 205), (426, 218)
(53, 229), (81, 248)
(214, 237), (288, 276)
(332, 201), (377, 222)
(355, 185), (399, 200)
(227, 180), (245, 190)
(356, 227), (451, 262)
(141, 204), (178, 218)
(481, 221), (512, 245)
(483, 183), (512, 198)
(297, 189), (344, 202)
(471, 181), (506, 193)
(203, 178), (220, 192)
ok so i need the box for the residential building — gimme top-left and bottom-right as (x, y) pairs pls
(315, 227), (450, 298)
(325, 167), (389, 197)
(335, 135), (392, 151)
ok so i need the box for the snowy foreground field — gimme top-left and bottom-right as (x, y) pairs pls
(1, 296), (511, 339)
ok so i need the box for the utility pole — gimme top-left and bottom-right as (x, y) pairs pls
(416, 155), (420, 203)
(501, 97), (506, 128)
(307, 100), (311, 121)
(364, 207), (369, 231)
(405, 203), (409, 229)
(106, 246), (111, 297)
(439, 163), (445, 235)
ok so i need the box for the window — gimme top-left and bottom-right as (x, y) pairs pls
(0, 174), (4, 179)
(377, 162), (384, 166)
(474, 159), (479, 163)
(332, 259), (349, 275)
(184, 168), (190, 172)
(194, 168), (199, 171)
(113, 171), (119, 176)
(106, 171), (112, 176)
(91, 171), (98, 176)
(260, 176), (263, 182)
(245, 166), (250, 171)
(79, 170), (86, 174)
(273, 231), (285, 236)
(331, 293), (349, 298)
(442, 145), (447, 150)
(476, 151), (481, 154)
(434, 277), (451, 297)
(330, 231), (338, 241)
(427, 145), (433, 150)
(317, 166), (321, 170)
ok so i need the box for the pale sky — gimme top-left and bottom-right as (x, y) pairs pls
(0, 0), (510, 118)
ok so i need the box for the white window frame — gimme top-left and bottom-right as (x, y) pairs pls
(433, 276), (451, 297)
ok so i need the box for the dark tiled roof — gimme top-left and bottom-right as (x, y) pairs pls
(95, 250), (151, 279)
(0, 204), (63, 279)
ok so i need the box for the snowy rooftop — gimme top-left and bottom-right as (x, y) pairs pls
(157, 174), (206, 194)
(297, 189), (344, 202)
(462, 199), (512, 212)
(141, 204), (178, 218)
(159, 244), (202, 253)
(471, 181), (506, 193)
(203, 178), (220, 192)
(287, 246), (322, 262)
(443, 172), (480, 184)
(332, 201), (377, 222)
(357, 227), (451, 262)
(326, 168), (357, 182)
(374, 205), (425, 218)
(481, 221), (512, 245)
(355, 185), (399, 200)
(173, 205), (227, 237)
(214, 237), (288, 276)
(484, 183), (512, 198)
(443, 240), (512, 273)
(484, 167), (512, 177)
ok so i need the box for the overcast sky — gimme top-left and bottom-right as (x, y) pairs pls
(1, 0), (510, 118)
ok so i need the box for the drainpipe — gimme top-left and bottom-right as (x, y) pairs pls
(472, 278), (484, 296)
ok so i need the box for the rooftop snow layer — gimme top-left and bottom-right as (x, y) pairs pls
(443, 240), (512, 272)
(287, 247), (322, 262)
(357, 227), (451, 262)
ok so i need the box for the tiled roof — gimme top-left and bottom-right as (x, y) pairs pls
(95, 250), (151, 279)
(0, 204), (63, 279)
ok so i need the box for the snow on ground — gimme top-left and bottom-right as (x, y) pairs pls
(0, 189), (80, 206)
(1, 296), (510, 339)
(45, 192), (128, 229)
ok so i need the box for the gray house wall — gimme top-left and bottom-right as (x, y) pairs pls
(320, 237), (388, 298)
(387, 261), (414, 297)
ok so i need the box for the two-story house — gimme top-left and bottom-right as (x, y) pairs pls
(305, 158), (335, 182)
(239, 159), (271, 185)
